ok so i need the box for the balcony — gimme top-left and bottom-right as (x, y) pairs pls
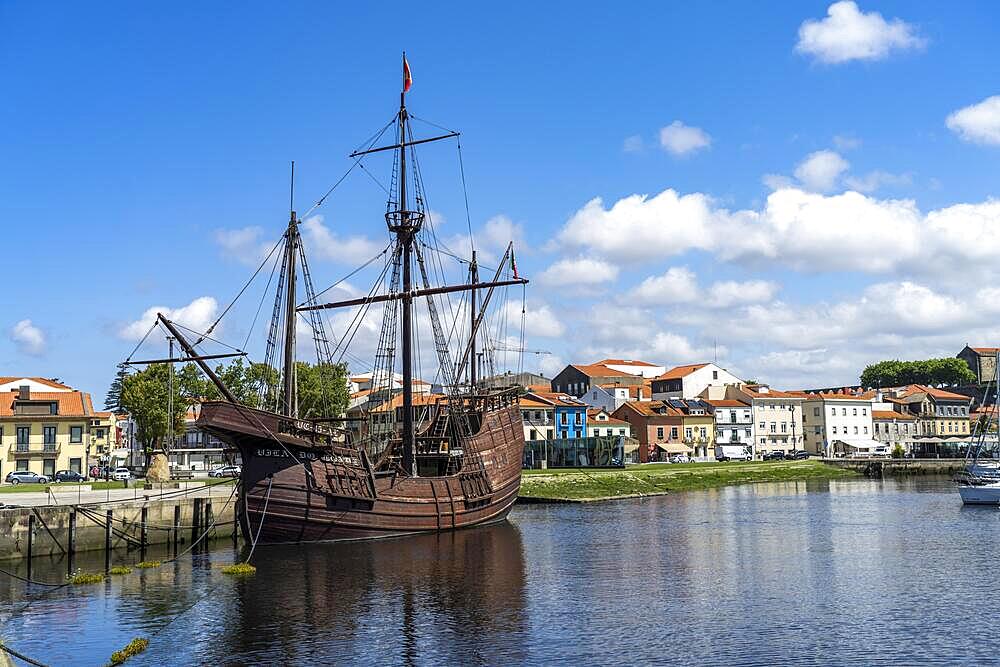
(12, 444), (61, 458)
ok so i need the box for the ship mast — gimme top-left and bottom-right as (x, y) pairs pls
(397, 68), (418, 476)
(282, 163), (299, 418)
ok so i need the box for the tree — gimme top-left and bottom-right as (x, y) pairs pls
(119, 364), (192, 467)
(296, 361), (350, 419)
(104, 364), (128, 412)
(860, 357), (976, 388)
(891, 443), (905, 459)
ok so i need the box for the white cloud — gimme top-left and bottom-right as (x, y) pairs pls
(630, 267), (699, 305)
(658, 121), (711, 156)
(301, 215), (383, 265)
(762, 173), (794, 191)
(214, 226), (275, 265)
(537, 257), (619, 287)
(502, 302), (565, 338)
(946, 96), (1000, 146)
(10, 319), (46, 356)
(705, 280), (778, 308)
(796, 1), (924, 64)
(843, 170), (912, 193)
(623, 135), (644, 153)
(119, 296), (219, 341)
(832, 134), (862, 151)
(538, 354), (564, 377)
(794, 150), (850, 192)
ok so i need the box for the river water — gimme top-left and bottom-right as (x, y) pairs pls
(3, 476), (1000, 666)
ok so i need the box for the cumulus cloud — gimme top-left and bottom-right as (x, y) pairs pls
(659, 121), (711, 156)
(630, 267), (699, 305)
(502, 302), (565, 338)
(301, 215), (383, 265)
(946, 96), (1000, 146)
(119, 296), (219, 341)
(832, 134), (862, 151)
(629, 267), (777, 308)
(705, 280), (778, 308)
(551, 185), (1000, 276)
(10, 319), (46, 356)
(623, 135), (644, 153)
(214, 226), (276, 265)
(843, 170), (912, 193)
(794, 150), (850, 192)
(537, 257), (619, 287)
(796, 1), (924, 64)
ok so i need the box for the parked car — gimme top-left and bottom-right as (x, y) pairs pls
(669, 453), (691, 464)
(210, 465), (242, 478)
(112, 467), (132, 481)
(762, 450), (786, 461)
(5, 470), (49, 485)
(787, 450), (810, 460)
(53, 470), (85, 482)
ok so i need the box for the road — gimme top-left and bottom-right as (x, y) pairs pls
(0, 481), (237, 507)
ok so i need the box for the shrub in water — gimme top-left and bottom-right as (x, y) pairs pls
(134, 560), (161, 569)
(109, 566), (132, 575)
(221, 562), (257, 576)
(67, 570), (105, 585)
(107, 637), (149, 666)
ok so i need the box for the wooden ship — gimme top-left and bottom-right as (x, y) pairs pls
(154, 57), (528, 544)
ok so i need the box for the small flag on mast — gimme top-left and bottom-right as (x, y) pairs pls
(403, 55), (412, 93)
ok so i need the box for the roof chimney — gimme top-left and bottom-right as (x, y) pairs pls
(18, 385), (29, 399)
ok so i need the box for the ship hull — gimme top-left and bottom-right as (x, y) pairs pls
(197, 399), (525, 544)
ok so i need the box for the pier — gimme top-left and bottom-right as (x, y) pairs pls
(821, 457), (969, 478)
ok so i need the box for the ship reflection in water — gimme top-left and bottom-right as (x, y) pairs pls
(211, 521), (528, 666)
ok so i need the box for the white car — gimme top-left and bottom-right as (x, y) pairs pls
(112, 467), (132, 481)
(669, 453), (691, 463)
(210, 465), (241, 478)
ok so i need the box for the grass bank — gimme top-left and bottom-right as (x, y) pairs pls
(519, 460), (859, 502)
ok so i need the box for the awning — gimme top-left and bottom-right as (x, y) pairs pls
(833, 439), (884, 451)
(655, 443), (693, 454)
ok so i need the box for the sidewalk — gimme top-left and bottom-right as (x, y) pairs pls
(0, 481), (236, 508)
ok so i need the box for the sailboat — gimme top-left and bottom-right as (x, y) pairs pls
(957, 355), (1000, 504)
(153, 58), (529, 543)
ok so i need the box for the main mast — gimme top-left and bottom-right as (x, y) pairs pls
(395, 58), (419, 476)
(282, 164), (299, 418)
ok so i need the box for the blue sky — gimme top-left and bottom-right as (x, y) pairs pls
(3, 1), (1000, 398)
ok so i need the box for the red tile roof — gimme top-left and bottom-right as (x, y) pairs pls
(0, 377), (73, 390)
(971, 348), (1000, 354)
(592, 359), (660, 367)
(0, 391), (94, 417)
(900, 384), (970, 401)
(872, 410), (915, 421)
(570, 364), (635, 378)
(705, 399), (750, 408)
(654, 363), (708, 380)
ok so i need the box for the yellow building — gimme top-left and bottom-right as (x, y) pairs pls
(0, 378), (95, 480)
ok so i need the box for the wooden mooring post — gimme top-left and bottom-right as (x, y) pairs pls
(205, 501), (214, 542)
(67, 510), (77, 575)
(192, 498), (203, 549)
(104, 509), (113, 572)
(26, 514), (34, 581)
(173, 504), (181, 550)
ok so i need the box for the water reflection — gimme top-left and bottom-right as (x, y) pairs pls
(196, 522), (528, 666)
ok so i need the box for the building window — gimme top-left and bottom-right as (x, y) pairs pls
(814, 407), (820, 417)
(70, 426), (83, 443)
(574, 430), (581, 439)
(831, 407), (836, 416)
(853, 408), (857, 416)
(70, 458), (82, 474)
(781, 422), (787, 433)
(49, 402), (58, 415)
(745, 428), (751, 437)
(657, 427), (664, 439)
(43, 426), (56, 449)
(841, 408), (847, 416)
(547, 429), (553, 439)
(853, 426), (859, 435)
(713, 370), (718, 380)
(862, 408), (867, 416)
(530, 429), (537, 441)
(832, 426), (838, 435)
(685, 428), (693, 440)
(16, 426), (29, 449)
(814, 426), (821, 435)
(863, 426), (868, 434)
(759, 421), (766, 431)
(671, 427), (678, 439)
(43, 459), (55, 477)
(770, 423), (776, 433)
(560, 430), (567, 439)
(16, 459), (28, 471)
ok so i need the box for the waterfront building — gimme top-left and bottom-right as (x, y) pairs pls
(89, 410), (124, 469)
(890, 385), (972, 437)
(550, 363), (644, 397)
(0, 383), (95, 479)
(871, 408), (918, 454)
(797, 392), (876, 457)
(581, 381), (651, 411)
(705, 398), (754, 454)
(586, 408), (631, 439)
(727, 384), (804, 457)
(650, 363), (744, 400)
(167, 405), (230, 473)
(957, 345), (998, 385)
(590, 358), (666, 379)
(612, 398), (715, 461)
(519, 394), (555, 443)
(481, 370), (550, 390)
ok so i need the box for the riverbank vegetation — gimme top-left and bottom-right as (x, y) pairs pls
(519, 460), (859, 501)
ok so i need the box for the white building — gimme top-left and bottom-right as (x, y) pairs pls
(652, 363), (744, 400)
(706, 398), (754, 452)
(800, 393), (876, 457)
(586, 408), (632, 439)
(591, 358), (666, 379)
(581, 382), (649, 411)
(729, 385), (804, 457)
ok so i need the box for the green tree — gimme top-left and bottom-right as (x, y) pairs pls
(296, 361), (350, 419)
(860, 357), (975, 388)
(104, 364), (128, 412)
(891, 443), (905, 459)
(120, 364), (191, 466)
